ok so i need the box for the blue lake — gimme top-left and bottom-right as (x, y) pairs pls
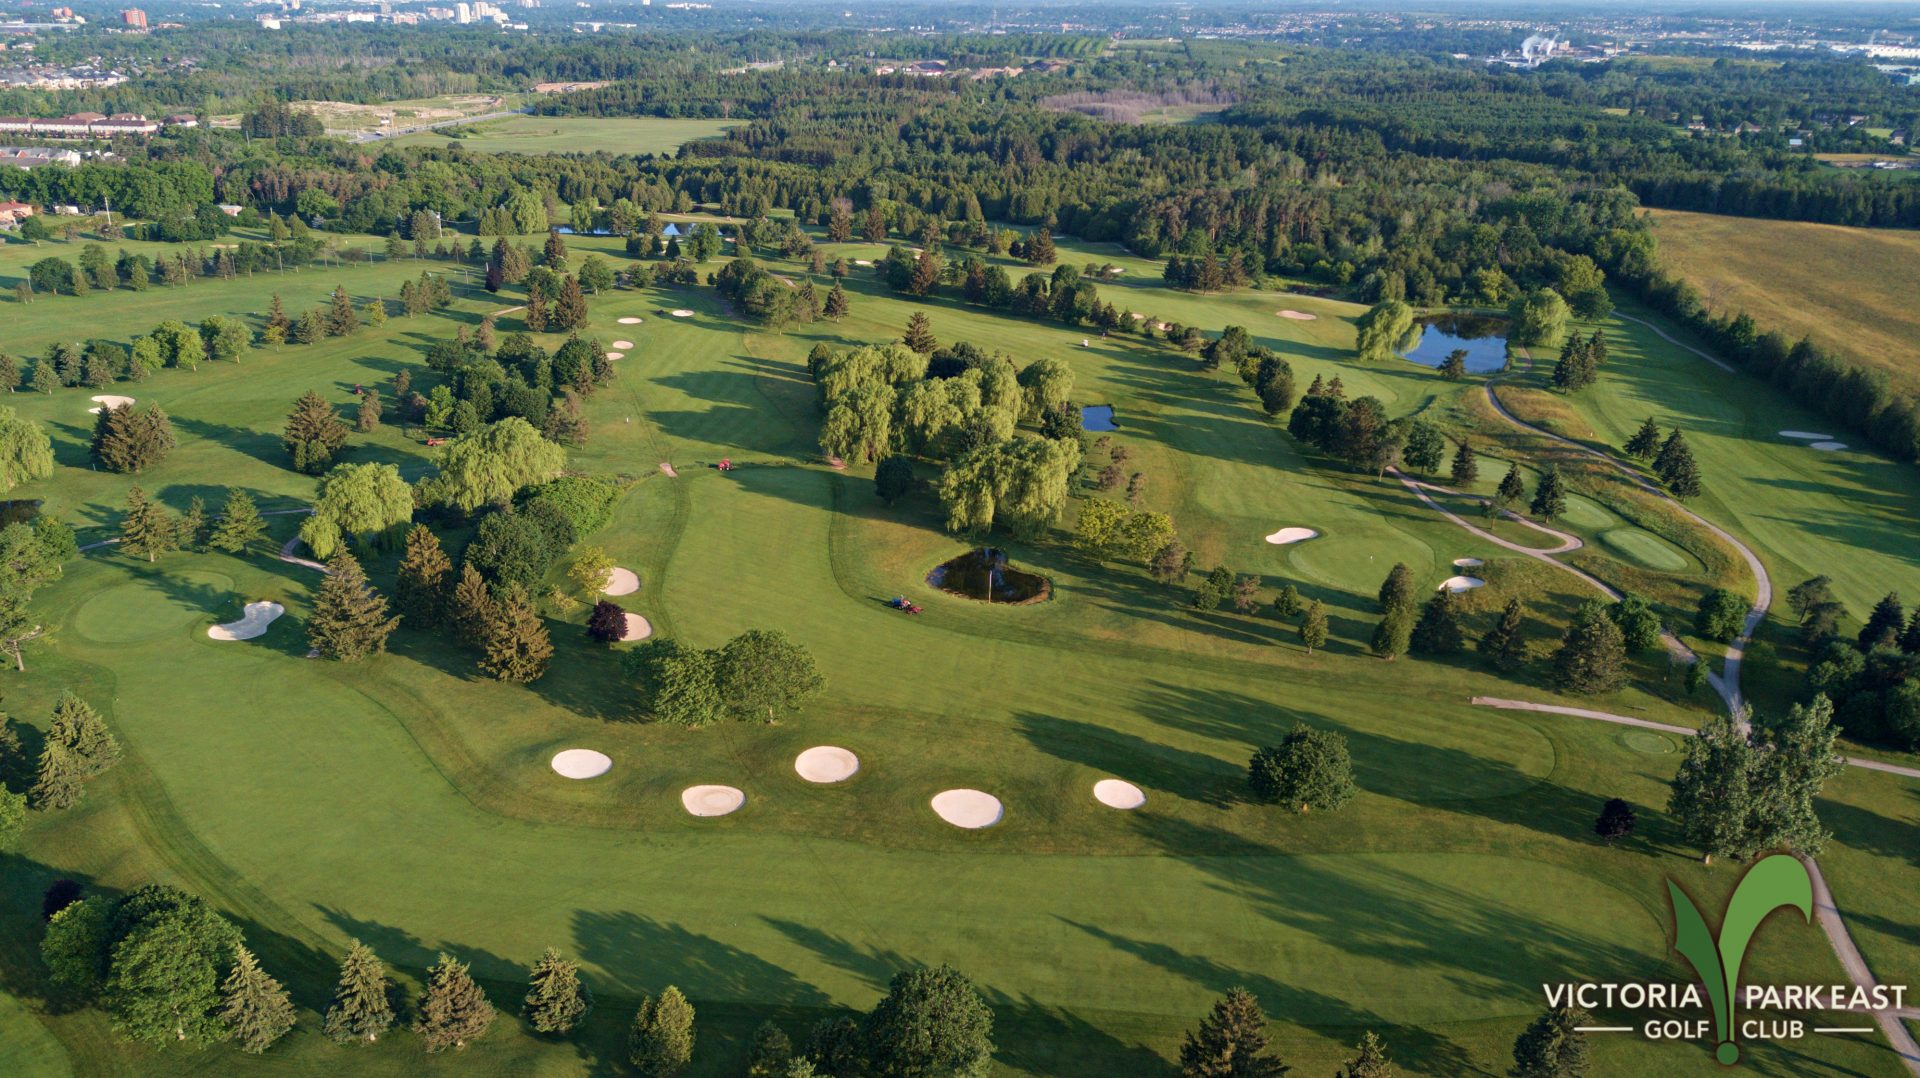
(1399, 313), (1509, 374)
(1081, 404), (1118, 431)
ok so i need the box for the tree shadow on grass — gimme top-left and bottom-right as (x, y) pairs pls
(573, 910), (833, 1008)
(1012, 711), (1241, 809)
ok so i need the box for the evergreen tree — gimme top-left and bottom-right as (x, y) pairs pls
(50, 692), (119, 779)
(1449, 440), (1479, 486)
(1653, 429), (1702, 498)
(1495, 463), (1526, 508)
(91, 404), (174, 473)
(1299, 600), (1329, 655)
(1410, 589), (1464, 655)
(746, 1021), (794, 1078)
(1371, 609), (1413, 660)
(1179, 987), (1289, 1078)
(824, 281), (849, 320)
(119, 485), (179, 562)
(355, 390), (382, 434)
(323, 940), (395, 1043)
(326, 286), (359, 336)
(1623, 416), (1661, 461)
(208, 489), (268, 554)
(1510, 1006), (1591, 1078)
(395, 525), (453, 628)
(1338, 1032), (1395, 1078)
(1376, 563), (1416, 617)
(414, 953), (495, 1052)
(523, 948), (593, 1034)
(553, 275), (589, 329)
(30, 740), (85, 810)
(1858, 593), (1905, 649)
(178, 496), (207, 551)
(283, 390), (349, 474)
(1529, 465), (1567, 521)
(903, 311), (937, 354)
(543, 229), (569, 270)
(451, 563), (495, 648)
(1439, 349), (1468, 381)
(1272, 584), (1303, 618)
(1024, 227), (1056, 266)
(307, 553), (399, 661)
(629, 985), (696, 1077)
(1479, 598), (1530, 671)
(1551, 600), (1628, 695)
(479, 582), (553, 683)
(219, 945), (296, 1054)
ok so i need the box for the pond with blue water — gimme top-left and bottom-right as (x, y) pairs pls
(1081, 405), (1118, 432)
(1399, 314), (1510, 374)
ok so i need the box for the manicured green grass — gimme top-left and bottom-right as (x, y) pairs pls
(0, 225), (1912, 1076)
(385, 115), (740, 154)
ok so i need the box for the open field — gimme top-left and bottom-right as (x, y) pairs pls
(0, 222), (1914, 1075)
(384, 115), (741, 154)
(1645, 207), (1920, 397)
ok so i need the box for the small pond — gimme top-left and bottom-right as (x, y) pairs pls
(1081, 404), (1118, 432)
(926, 548), (1051, 604)
(1400, 313), (1509, 374)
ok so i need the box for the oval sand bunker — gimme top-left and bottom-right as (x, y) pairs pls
(88, 394), (136, 414)
(669, 309), (695, 318)
(551, 749), (612, 779)
(1093, 779), (1146, 810)
(682, 784), (745, 817)
(795, 746), (860, 784)
(1452, 557), (1484, 568)
(1810, 441), (1847, 452)
(605, 351), (625, 360)
(603, 568), (640, 596)
(1275, 310), (1318, 321)
(1778, 430), (1832, 441)
(612, 339), (634, 349)
(620, 613), (652, 642)
(1265, 527), (1319, 545)
(1438, 575), (1485, 593)
(617, 317), (643, 324)
(931, 789), (1003, 829)
(207, 601), (285, 641)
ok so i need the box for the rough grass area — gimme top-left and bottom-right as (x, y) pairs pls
(385, 114), (740, 154)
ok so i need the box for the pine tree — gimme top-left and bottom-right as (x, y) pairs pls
(1858, 593), (1905, 649)
(1338, 1032), (1395, 1078)
(1377, 563), (1416, 616)
(284, 390), (349, 474)
(903, 311), (937, 354)
(553, 274), (589, 330)
(1495, 463), (1525, 507)
(265, 293), (290, 336)
(1529, 465), (1567, 521)
(1272, 584), (1303, 617)
(1024, 227), (1056, 266)
(1179, 987), (1288, 1078)
(525, 288), (548, 332)
(49, 692), (119, 779)
(209, 488), (268, 554)
(29, 740), (84, 809)
(307, 553), (399, 661)
(323, 940), (395, 1043)
(1479, 598), (1530, 672)
(523, 948), (592, 1035)
(1299, 599), (1329, 655)
(324, 285), (359, 336)
(823, 281), (849, 319)
(394, 525), (453, 628)
(542, 229), (569, 270)
(746, 1021), (793, 1077)
(479, 582), (553, 683)
(1511, 1006), (1592, 1078)
(1653, 429), (1702, 499)
(629, 985), (696, 1077)
(451, 564), (495, 648)
(1371, 609), (1413, 660)
(219, 945), (296, 1054)
(355, 390), (381, 434)
(179, 496), (207, 551)
(1449, 440), (1479, 486)
(1410, 589), (1464, 655)
(1623, 416), (1661, 460)
(119, 485), (179, 562)
(414, 953), (495, 1052)
(1551, 600), (1628, 695)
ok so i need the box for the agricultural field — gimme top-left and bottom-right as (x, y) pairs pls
(1645, 208), (1920, 397)
(1, 215), (1915, 1076)
(383, 115), (741, 154)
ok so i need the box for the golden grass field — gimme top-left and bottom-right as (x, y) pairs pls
(1647, 207), (1920, 396)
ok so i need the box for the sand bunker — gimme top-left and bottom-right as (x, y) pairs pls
(605, 351), (625, 360)
(1438, 575), (1486, 593)
(603, 568), (640, 596)
(853, 259), (874, 266)
(617, 316), (643, 325)
(88, 394), (136, 414)
(682, 784), (745, 817)
(550, 749), (612, 779)
(795, 746), (860, 784)
(1452, 557), (1484, 568)
(669, 309), (694, 318)
(1265, 527), (1319, 545)
(1275, 310), (1318, 321)
(620, 613), (652, 642)
(659, 462), (678, 477)
(612, 340), (634, 349)
(931, 789), (1003, 829)
(1779, 430), (1833, 440)
(1093, 779), (1146, 810)
(1810, 441), (1848, 452)
(207, 601), (284, 641)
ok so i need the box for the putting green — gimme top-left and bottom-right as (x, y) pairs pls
(1555, 494), (1614, 529)
(1619, 730), (1677, 755)
(1598, 527), (1691, 572)
(70, 571), (235, 644)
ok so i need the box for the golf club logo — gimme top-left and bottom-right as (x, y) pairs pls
(1666, 854), (1813, 1065)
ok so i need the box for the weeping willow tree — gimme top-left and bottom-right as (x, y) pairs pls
(417, 418), (566, 513)
(937, 436), (1081, 538)
(1353, 299), (1419, 362)
(298, 462), (415, 560)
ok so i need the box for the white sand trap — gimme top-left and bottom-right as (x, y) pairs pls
(1265, 527), (1319, 545)
(1093, 778), (1146, 810)
(659, 462), (678, 477)
(620, 613), (652, 642)
(795, 746), (860, 784)
(1779, 430), (1833, 440)
(617, 316), (643, 324)
(682, 784), (745, 817)
(1810, 441), (1848, 451)
(1438, 575), (1486, 593)
(1452, 557), (1484, 568)
(669, 309), (695, 318)
(1276, 310), (1318, 321)
(207, 601), (284, 641)
(603, 567), (640, 596)
(550, 749), (612, 779)
(853, 259), (874, 266)
(605, 351), (626, 360)
(1128, 312), (1146, 320)
(612, 339), (634, 349)
(87, 394), (135, 414)
(931, 789), (1003, 829)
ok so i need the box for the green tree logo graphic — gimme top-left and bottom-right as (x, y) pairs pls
(1667, 854), (1814, 1065)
